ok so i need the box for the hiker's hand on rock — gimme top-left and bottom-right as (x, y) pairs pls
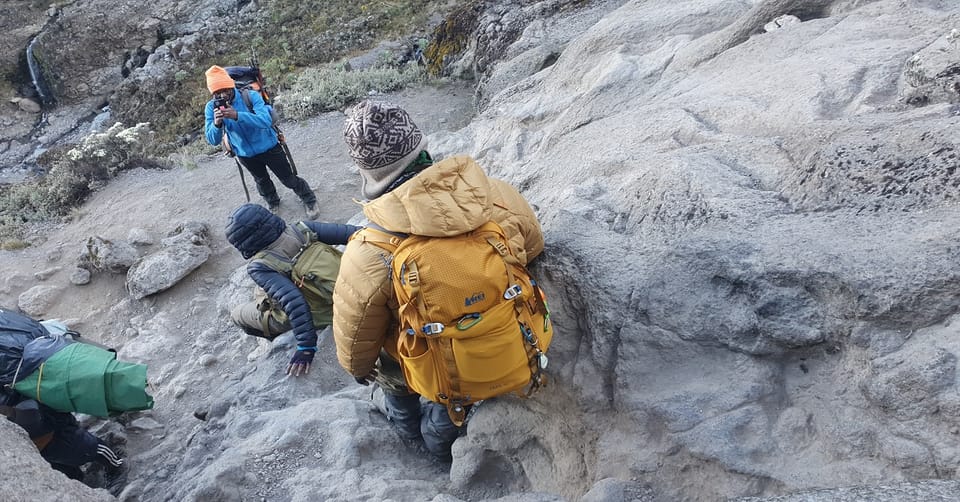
(354, 368), (378, 386)
(286, 347), (315, 377)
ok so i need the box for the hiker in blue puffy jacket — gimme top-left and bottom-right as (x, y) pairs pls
(204, 65), (320, 219)
(225, 203), (360, 376)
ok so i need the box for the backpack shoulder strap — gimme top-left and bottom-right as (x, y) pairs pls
(239, 87), (255, 114)
(367, 221), (407, 239)
(352, 223), (405, 253)
(293, 221), (316, 245)
(239, 86), (282, 130)
(252, 250), (292, 274)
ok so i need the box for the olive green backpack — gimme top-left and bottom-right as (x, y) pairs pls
(253, 222), (342, 331)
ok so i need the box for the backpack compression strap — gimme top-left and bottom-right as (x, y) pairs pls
(353, 224), (405, 254)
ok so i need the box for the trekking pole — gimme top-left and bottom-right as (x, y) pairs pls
(275, 126), (298, 176)
(234, 156), (251, 202)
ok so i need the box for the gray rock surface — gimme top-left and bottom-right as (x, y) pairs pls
(70, 267), (92, 286)
(125, 222), (211, 299)
(3, 0), (960, 501)
(0, 420), (115, 502)
(737, 480), (960, 501)
(17, 284), (62, 316)
(448, 0), (960, 498)
(79, 236), (139, 274)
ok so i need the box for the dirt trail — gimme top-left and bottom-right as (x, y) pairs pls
(0, 80), (476, 324)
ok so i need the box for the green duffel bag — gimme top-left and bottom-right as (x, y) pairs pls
(13, 342), (153, 417)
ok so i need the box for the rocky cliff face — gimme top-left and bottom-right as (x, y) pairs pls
(0, 0), (446, 173)
(3, 0), (960, 501)
(0, 0), (236, 174)
(442, 0), (960, 498)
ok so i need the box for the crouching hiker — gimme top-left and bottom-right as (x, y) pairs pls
(225, 203), (360, 376)
(332, 101), (552, 460)
(1, 387), (123, 480)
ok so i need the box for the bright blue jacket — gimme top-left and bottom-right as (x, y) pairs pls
(204, 89), (277, 158)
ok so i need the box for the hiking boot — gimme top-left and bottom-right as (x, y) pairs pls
(267, 201), (281, 214)
(304, 200), (320, 220)
(371, 385), (422, 441)
(370, 385), (388, 416)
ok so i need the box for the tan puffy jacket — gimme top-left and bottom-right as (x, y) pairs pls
(332, 155), (545, 378)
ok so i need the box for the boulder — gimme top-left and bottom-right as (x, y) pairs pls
(125, 222), (211, 299)
(0, 420), (115, 501)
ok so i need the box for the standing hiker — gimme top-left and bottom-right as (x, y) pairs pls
(332, 101), (550, 460)
(225, 203), (360, 376)
(204, 65), (320, 219)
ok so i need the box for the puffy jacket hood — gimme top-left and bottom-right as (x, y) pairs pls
(225, 204), (286, 259)
(362, 156), (493, 236)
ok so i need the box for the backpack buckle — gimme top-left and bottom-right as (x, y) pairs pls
(422, 323), (445, 336)
(504, 284), (523, 300)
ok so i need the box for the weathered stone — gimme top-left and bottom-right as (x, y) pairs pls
(127, 417), (164, 433)
(127, 228), (155, 246)
(70, 267), (92, 285)
(736, 480), (960, 501)
(125, 222), (211, 299)
(80, 236), (139, 274)
(582, 478), (656, 502)
(16, 97), (41, 113)
(0, 420), (114, 502)
(17, 284), (62, 316)
(764, 14), (801, 32)
(861, 345), (957, 420)
(900, 29), (960, 105)
(33, 266), (62, 281)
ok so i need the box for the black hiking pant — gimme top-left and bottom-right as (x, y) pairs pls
(39, 408), (100, 469)
(377, 355), (463, 459)
(238, 144), (316, 206)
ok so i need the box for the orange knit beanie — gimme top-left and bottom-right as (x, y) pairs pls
(205, 66), (235, 94)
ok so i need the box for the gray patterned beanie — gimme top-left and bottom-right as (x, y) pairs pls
(343, 100), (427, 199)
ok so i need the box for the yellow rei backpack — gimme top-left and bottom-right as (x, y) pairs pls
(361, 220), (552, 425)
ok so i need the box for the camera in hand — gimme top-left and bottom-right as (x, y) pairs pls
(214, 97), (229, 109)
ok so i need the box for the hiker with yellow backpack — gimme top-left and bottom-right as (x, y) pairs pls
(332, 101), (551, 460)
(225, 204), (360, 376)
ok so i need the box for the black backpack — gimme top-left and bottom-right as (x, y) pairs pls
(0, 309), (50, 386)
(225, 64), (281, 127)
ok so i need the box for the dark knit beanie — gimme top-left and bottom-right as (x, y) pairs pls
(343, 100), (427, 199)
(225, 204), (286, 259)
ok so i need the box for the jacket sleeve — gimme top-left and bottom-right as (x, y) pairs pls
(491, 179), (545, 266)
(332, 238), (395, 377)
(302, 222), (362, 246)
(203, 100), (223, 146)
(236, 91), (275, 130)
(248, 260), (317, 348)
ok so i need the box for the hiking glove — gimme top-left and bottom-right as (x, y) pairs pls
(354, 368), (379, 386)
(286, 347), (316, 377)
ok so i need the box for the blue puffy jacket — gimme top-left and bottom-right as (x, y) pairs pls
(204, 88), (277, 158)
(248, 222), (359, 348)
